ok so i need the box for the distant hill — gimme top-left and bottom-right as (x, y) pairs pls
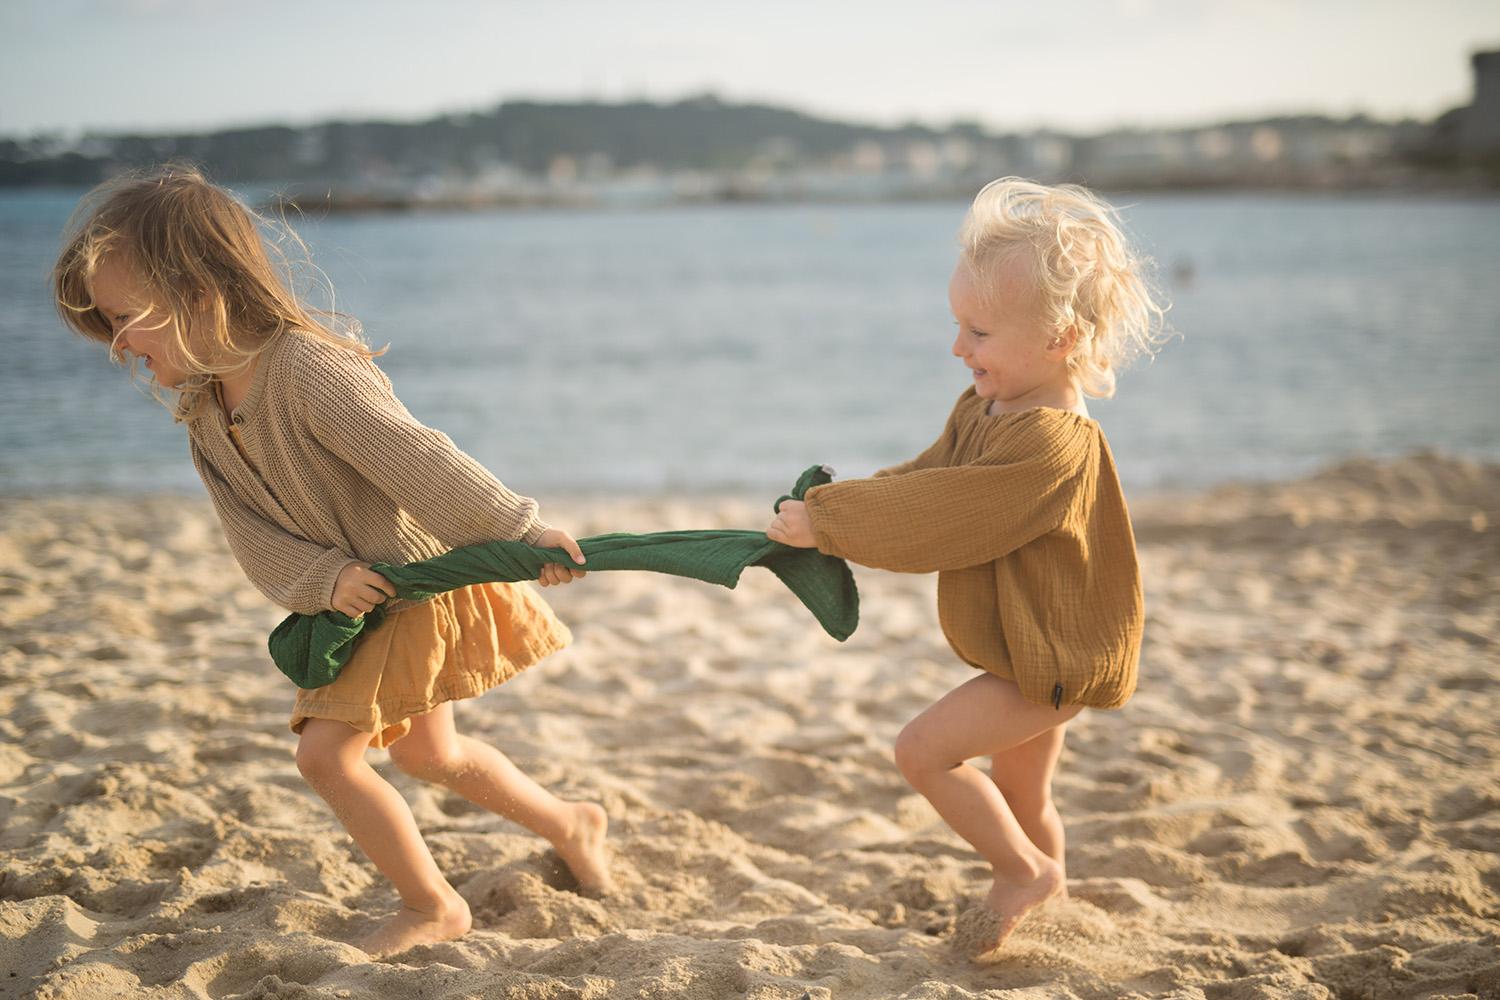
(0, 95), (963, 187)
(0, 94), (1481, 199)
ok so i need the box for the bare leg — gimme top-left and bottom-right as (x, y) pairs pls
(295, 719), (471, 956)
(990, 723), (1071, 899)
(388, 702), (613, 895)
(893, 674), (1082, 955)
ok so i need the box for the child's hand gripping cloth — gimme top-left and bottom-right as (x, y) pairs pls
(267, 465), (858, 688)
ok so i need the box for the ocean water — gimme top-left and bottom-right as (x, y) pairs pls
(2, 189), (1497, 500)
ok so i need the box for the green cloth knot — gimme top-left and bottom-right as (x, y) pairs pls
(267, 465), (858, 688)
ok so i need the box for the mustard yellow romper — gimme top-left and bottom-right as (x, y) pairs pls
(214, 379), (571, 748)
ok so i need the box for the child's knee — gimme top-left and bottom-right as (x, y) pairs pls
(387, 736), (461, 780)
(295, 739), (344, 786)
(893, 722), (939, 785)
(994, 779), (1053, 818)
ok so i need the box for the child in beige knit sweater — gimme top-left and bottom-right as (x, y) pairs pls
(768, 177), (1168, 955)
(53, 164), (608, 958)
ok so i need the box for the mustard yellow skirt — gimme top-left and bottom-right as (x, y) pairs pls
(289, 581), (571, 749)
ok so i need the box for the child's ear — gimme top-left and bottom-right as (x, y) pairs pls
(1048, 326), (1079, 354)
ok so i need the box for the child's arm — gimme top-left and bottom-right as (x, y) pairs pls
(293, 340), (551, 549)
(191, 442), (360, 614)
(771, 421), (1090, 573)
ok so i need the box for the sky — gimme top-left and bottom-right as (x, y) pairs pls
(3, 0), (1499, 138)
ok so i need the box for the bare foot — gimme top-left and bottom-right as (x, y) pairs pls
(357, 890), (471, 958)
(953, 856), (1064, 959)
(553, 802), (614, 896)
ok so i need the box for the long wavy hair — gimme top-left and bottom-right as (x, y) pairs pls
(958, 176), (1173, 399)
(52, 161), (385, 423)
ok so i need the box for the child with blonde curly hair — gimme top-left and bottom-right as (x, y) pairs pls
(53, 163), (609, 957)
(768, 176), (1168, 954)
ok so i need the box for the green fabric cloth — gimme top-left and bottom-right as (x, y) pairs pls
(267, 465), (858, 689)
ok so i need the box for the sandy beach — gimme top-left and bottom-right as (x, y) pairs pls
(2, 452), (1497, 1000)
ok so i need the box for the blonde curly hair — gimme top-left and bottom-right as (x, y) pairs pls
(958, 176), (1170, 399)
(52, 161), (385, 423)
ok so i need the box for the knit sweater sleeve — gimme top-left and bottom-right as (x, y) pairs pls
(291, 339), (551, 548)
(803, 413), (1090, 573)
(189, 440), (359, 614)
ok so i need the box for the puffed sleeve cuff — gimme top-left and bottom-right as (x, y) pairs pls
(803, 484), (849, 560)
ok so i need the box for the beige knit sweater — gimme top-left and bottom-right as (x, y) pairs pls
(803, 387), (1143, 710)
(177, 329), (550, 616)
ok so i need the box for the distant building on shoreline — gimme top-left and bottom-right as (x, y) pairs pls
(1459, 50), (1500, 152)
(1420, 47), (1500, 174)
